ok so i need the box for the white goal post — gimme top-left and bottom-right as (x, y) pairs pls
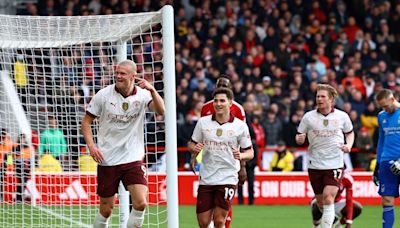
(0, 5), (178, 228)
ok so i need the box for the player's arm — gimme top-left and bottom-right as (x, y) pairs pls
(376, 114), (384, 164)
(234, 124), (254, 161)
(374, 114), (384, 185)
(344, 177), (354, 226)
(188, 139), (203, 174)
(238, 160), (247, 185)
(188, 119), (204, 174)
(233, 146), (253, 161)
(81, 112), (104, 163)
(188, 140), (203, 158)
(295, 115), (307, 145)
(136, 77), (165, 115)
(342, 131), (354, 153)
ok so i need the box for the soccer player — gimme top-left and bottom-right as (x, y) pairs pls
(81, 60), (165, 228)
(201, 76), (245, 121)
(311, 169), (363, 228)
(200, 75), (246, 227)
(373, 89), (400, 228)
(189, 87), (254, 228)
(296, 84), (354, 228)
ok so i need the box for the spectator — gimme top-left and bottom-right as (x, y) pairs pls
(251, 113), (266, 150)
(282, 113), (300, 148)
(38, 116), (68, 167)
(78, 147), (97, 172)
(14, 55), (28, 107)
(360, 101), (379, 136)
(0, 129), (15, 202)
(269, 140), (294, 172)
(354, 127), (374, 169)
(263, 108), (283, 146)
(38, 150), (62, 173)
(13, 134), (34, 203)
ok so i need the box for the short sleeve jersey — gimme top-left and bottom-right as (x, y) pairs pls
(201, 100), (246, 121)
(377, 109), (400, 163)
(191, 115), (252, 185)
(297, 109), (353, 169)
(87, 84), (152, 166)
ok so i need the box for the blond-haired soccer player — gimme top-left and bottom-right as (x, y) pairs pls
(81, 60), (165, 228)
(296, 84), (354, 228)
(189, 87), (254, 228)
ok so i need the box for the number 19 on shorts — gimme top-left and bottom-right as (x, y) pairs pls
(224, 187), (235, 200)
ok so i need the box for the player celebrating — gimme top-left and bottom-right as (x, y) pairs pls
(200, 75), (246, 227)
(81, 60), (165, 228)
(373, 89), (400, 228)
(189, 87), (254, 228)
(311, 169), (363, 228)
(296, 84), (354, 228)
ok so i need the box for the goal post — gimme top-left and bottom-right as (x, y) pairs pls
(0, 5), (178, 228)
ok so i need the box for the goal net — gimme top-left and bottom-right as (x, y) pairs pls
(0, 5), (178, 228)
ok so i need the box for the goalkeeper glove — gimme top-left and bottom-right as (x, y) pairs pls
(373, 163), (379, 186)
(390, 159), (400, 175)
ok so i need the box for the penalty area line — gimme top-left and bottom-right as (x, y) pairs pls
(36, 206), (91, 228)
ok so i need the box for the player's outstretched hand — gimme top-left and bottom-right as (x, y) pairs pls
(89, 145), (105, 164)
(390, 159), (400, 175)
(135, 77), (155, 91)
(373, 164), (380, 186)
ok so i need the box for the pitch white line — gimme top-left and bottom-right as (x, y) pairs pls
(36, 206), (91, 228)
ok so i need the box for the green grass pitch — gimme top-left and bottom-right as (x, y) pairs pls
(181, 205), (397, 228)
(1, 205), (398, 227)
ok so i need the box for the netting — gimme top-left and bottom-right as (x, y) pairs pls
(0, 9), (173, 228)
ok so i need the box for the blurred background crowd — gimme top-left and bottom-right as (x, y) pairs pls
(2, 0), (400, 174)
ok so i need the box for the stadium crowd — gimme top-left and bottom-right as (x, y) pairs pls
(8, 0), (400, 172)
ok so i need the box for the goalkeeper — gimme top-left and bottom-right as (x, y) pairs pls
(373, 89), (400, 228)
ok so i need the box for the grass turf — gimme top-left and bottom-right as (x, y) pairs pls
(1, 204), (397, 227)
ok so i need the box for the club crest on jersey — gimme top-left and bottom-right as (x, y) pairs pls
(216, 128), (223, 137)
(323, 119), (329, 127)
(122, 102), (129, 111)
